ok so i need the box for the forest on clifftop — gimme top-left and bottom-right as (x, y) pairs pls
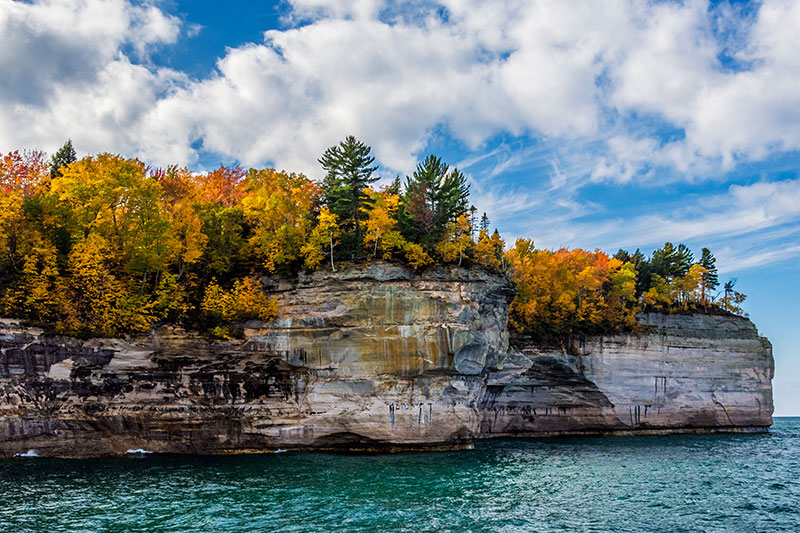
(0, 137), (746, 340)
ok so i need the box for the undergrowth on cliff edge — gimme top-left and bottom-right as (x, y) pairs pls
(0, 138), (746, 338)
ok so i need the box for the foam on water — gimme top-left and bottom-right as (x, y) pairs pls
(13, 450), (39, 458)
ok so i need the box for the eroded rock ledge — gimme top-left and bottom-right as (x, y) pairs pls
(0, 263), (774, 457)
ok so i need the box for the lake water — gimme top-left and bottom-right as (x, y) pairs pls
(2, 418), (799, 532)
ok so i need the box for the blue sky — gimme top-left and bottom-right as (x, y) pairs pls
(1, 0), (798, 414)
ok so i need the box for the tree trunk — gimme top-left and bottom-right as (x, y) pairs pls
(329, 230), (336, 272)
(373, 228), (380, 258)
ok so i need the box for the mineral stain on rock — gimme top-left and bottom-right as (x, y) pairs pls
(0, 263), (774, 458)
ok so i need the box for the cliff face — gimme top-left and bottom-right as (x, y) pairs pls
(483, 313), (774, 436)
(0, 264), (774, 457)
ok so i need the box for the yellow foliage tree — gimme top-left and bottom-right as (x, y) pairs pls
(473, 228), (505, 270)
(361, 188), (406, 259)
(0, 238), (64, 324)
(158, 166), (208, 276)
(233, 276), (279, 321)
(66, 232), (150, 336)
(436, 214), (473, 266)
(301, 207), (341, 271)
(642, 274), (672, 310)
(201, 276), (278, 335)
(52, 153), (174, 278)
(242, 168), (319, 272)
(403, 241), (433, 270)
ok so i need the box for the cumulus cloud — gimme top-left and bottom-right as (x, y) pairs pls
(0, 0), (183, 156)
(1, 0), (800, 272)
(3, 0), (800, 178)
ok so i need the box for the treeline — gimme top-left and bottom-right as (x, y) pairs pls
(0, 137), (745, 340)
(0, 137), (504, 337)
(506, 239), (746, 343)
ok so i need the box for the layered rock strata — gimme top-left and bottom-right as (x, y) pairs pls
(0, 263), (774, 457)
(482, 313), (774, 436)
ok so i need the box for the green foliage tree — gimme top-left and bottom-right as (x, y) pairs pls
(319, 135), (378, 254)
(650, 242), (693, 281)
(398, 155), (470, 249)
(699, 247), (719, 292)
(50, 140), (77, 179)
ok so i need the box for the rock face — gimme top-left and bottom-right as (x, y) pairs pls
(482, 313), (774, 436)
(0, 263), (774, 457)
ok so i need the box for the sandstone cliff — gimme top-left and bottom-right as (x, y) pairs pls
(0, 263), (774, 457)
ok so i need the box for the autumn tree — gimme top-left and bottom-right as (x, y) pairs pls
(0, 237), (64, 325)
(361, 187), (408, 259)
(436, 214), (473, 266)
(507, 240), (640, 342)
(242, 168), (319, 274)
(302, 207), (341, 271)
(156, 166), (208, 279)
(66, 232), (150, 337)
(51, 154), (175, 280)
(194, 164), (247, 207)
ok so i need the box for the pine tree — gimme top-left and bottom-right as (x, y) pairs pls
(699, 247), (719, 291)
(50, 139), (76, 179)
(479, 213), (490, 232)
(650, 242), (693, 281)
(319, 135), (378, 253)
(398, 155), (470, 248)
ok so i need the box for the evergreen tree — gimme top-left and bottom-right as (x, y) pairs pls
(479, 212), (490, 232)
(398, 155), (470, 248)
(613, 249), (631, 263)
(319, 135), (378, 253)
(650, 242), (693, 281)
(699, 247), (719, 291)
(50, 139), (77, 179)
(724, 278), (736, 300)
(385, 176), (402, 195)
(675, 243), (694, 277)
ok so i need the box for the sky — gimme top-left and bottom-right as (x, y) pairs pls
(1, 0), (798, 414)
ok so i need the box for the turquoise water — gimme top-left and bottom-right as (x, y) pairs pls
(2, 419), (799, 532)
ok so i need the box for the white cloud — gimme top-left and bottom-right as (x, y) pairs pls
(1, 0), (799, 189)
(0, 0), (182, 157)
(1, 0), (798, 278)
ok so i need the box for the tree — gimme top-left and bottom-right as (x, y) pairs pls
(195, 164), (246, 207)
(242, 168), (319, 274)
(402, 241), (432, 270)
(398, 155), (470, 249)
(319, 135), (378, 250)
(361, 187), (406, 259)
(473, 227), (504, 270)
(0, 238), (64, 324)
(157, 166), (208, 279)
(302, 207), (341, 271)
(699, 247), (719, 296)
(436, 213), (472, 266)
(52, 153), (174, 281)
(50, 140), (77, 180)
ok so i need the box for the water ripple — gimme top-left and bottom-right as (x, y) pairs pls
(1, 419), (799, 532)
